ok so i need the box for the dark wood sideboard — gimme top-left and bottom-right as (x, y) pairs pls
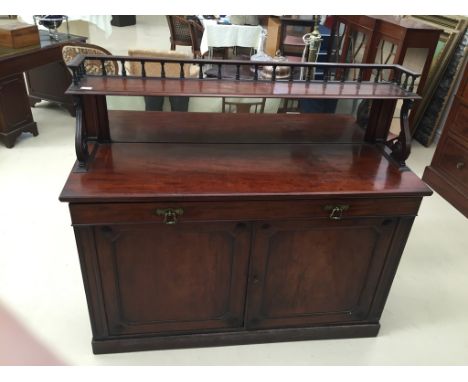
(423, 58), (468, 217)
(0, 30), (86, 148)
(59, 56), (432, 354)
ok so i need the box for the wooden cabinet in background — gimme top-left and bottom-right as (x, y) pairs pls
(423, 60), (468, 217)
(329, 16), (442, 133)
(0, 30), (86, 148)
(0, 73), (37, 147)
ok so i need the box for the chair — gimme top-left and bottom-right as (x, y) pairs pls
(222, 98), (266, 113)
(166, 16), (204, 58)
(61, 43), (118, 75)
(127, 50), (200, 112)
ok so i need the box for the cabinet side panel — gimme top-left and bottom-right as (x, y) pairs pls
(73, 226), (109, 339)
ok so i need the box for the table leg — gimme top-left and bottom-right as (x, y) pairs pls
(0, 73), (38, 148)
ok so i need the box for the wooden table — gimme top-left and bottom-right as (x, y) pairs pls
(200, 19), (263, 58)
(0, 30), (86, 148)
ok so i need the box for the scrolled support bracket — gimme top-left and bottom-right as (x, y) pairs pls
(385, 98), (413, 167)
(74, 96), (89, 169)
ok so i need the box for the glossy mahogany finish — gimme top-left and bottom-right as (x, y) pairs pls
(60, 142), (431, 203)
(94, 221), (251, 335)
(246, 218), (397, 329)
(108, 111), (365, 144)
(68, 76), (418, 99)
(61, 55), (431, 353)
(69, 198), (423, 225)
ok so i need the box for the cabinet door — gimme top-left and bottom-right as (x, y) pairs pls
(94, 221), (250, 336)
(246, 218), (397, 329)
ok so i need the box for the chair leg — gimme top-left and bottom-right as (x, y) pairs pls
(170, 43), (176, 51)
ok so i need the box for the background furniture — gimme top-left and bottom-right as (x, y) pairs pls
(61, 43), (118, 75)
(410, 16), (468, 146)
(166, 16), (203, 58)
(423, 57), (468, 217)
(222, 97), (266, 113)
(265, 16), (282, 56)
(126, 49), (198, 112)
(0, 29), (86, 148)
(200, 19), (263, 58)
(328, 15), (442, 135)
(110, 16), (136, 27)
(278, 16), (316, 61)
(60, 55), (430, 354)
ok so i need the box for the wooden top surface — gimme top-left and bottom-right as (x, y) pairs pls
(108, 111), (365, 144)
(372, 15), (443, 31)
(66, 76), (419, 100)
(60, 142), (432, 202)
(0, 30), (84, 60)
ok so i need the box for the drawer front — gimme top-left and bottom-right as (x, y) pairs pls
(435, 137), (468, 190)
(69, 197), (423, 225)
(448, 97), (468, 141)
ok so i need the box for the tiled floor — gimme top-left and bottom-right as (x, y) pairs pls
(0, 16), (467, 365)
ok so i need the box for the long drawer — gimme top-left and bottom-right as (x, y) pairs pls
(69, 197), (422, 225)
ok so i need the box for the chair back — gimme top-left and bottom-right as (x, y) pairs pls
(167, 16), (204, 58)
(62, 43), (118, 75)
(222, 98), (266, 113)
(126, 50), (199, 78)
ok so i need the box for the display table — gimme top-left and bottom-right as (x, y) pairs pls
(200, 19), (263, 57)
(0, 29), (86, 148)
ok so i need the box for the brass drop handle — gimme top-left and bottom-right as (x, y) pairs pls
(456, 162), (465, 169)
(324, 204), (349, 220)
(156, 208), (184, 225)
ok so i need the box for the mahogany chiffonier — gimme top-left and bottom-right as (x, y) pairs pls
(59, 55), (432, 354)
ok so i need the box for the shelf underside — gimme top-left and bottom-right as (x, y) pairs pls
(108, 111), (365, 144)
(60, 141), (431, 202)
(67, 77), (419, 99)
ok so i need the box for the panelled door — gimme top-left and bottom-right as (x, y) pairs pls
(245, 218), (397, 329)
(94, 221), (251, 336)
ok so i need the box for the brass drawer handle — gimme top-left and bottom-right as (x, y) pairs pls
(156, 208), (184, 225)
(456, 162), (465, 169)
(324, 204), (349, 220)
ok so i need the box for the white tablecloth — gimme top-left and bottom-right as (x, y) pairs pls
(200, 20), (263, 55)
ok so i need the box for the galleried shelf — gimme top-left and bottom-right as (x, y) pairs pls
(60, 55), (431, 354)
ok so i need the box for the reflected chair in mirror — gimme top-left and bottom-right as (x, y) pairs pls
(222, 98), (266, 113)
(166, 15), (204, 58)
(61, 43), (119, 75)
